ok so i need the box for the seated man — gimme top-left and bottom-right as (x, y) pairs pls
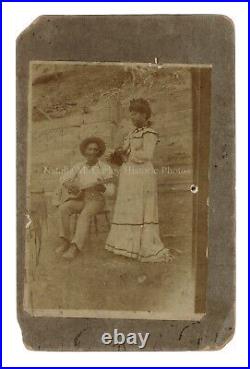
(57, 136), (114, 260)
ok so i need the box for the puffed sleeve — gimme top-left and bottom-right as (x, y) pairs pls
(129, 132), (158, 163)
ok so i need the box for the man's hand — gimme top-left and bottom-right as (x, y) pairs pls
(93, 183), (106, 193)
(64, 182), (80, 195)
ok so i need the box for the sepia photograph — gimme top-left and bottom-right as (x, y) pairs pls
(24, 61), (211, 320)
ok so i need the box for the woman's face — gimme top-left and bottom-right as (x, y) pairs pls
(130, 110), (147, 127)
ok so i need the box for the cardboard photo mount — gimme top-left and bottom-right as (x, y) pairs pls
(17, 15), (235, 351)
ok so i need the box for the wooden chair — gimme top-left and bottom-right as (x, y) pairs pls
(90, 209), (111, 235)
(71, 209), (111, 237)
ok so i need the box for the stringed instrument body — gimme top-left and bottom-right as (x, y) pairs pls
(53, 177), (114, 206)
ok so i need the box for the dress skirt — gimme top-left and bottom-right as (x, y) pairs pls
(105, 161), (170, 262)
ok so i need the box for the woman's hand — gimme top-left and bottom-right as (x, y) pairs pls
(105, 147), (126, 165)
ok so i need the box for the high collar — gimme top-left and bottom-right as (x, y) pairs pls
(133, 126), (147, 133)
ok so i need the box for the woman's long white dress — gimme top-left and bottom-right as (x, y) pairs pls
(105, 126), (171, 263)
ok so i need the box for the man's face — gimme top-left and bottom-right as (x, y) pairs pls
(84, 142), (99, 162)
(130, 110), (147, 127)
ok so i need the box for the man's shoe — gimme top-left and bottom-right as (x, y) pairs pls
(55, 244), (68, 255)
(55, 238), (69, 255)
(62, 244), (79, 260)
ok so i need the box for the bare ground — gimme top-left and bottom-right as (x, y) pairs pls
(27, 191), (195, 318)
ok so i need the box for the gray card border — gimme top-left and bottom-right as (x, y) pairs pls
(17, 15), (235, 351)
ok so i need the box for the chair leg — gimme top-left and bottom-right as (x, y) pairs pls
(94, 215), (98, 236)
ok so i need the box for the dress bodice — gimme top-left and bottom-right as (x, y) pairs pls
(123, 126), (159, 163)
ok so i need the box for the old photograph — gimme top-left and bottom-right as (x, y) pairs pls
(24, 61), (211, 320)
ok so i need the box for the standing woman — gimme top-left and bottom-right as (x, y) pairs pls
(105, 98), (172, 263)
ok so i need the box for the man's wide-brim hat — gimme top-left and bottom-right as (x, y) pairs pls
(79, 136), (106, 157)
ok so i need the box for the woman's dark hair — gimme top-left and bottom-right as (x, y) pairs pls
(129, 98), (152, 121)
